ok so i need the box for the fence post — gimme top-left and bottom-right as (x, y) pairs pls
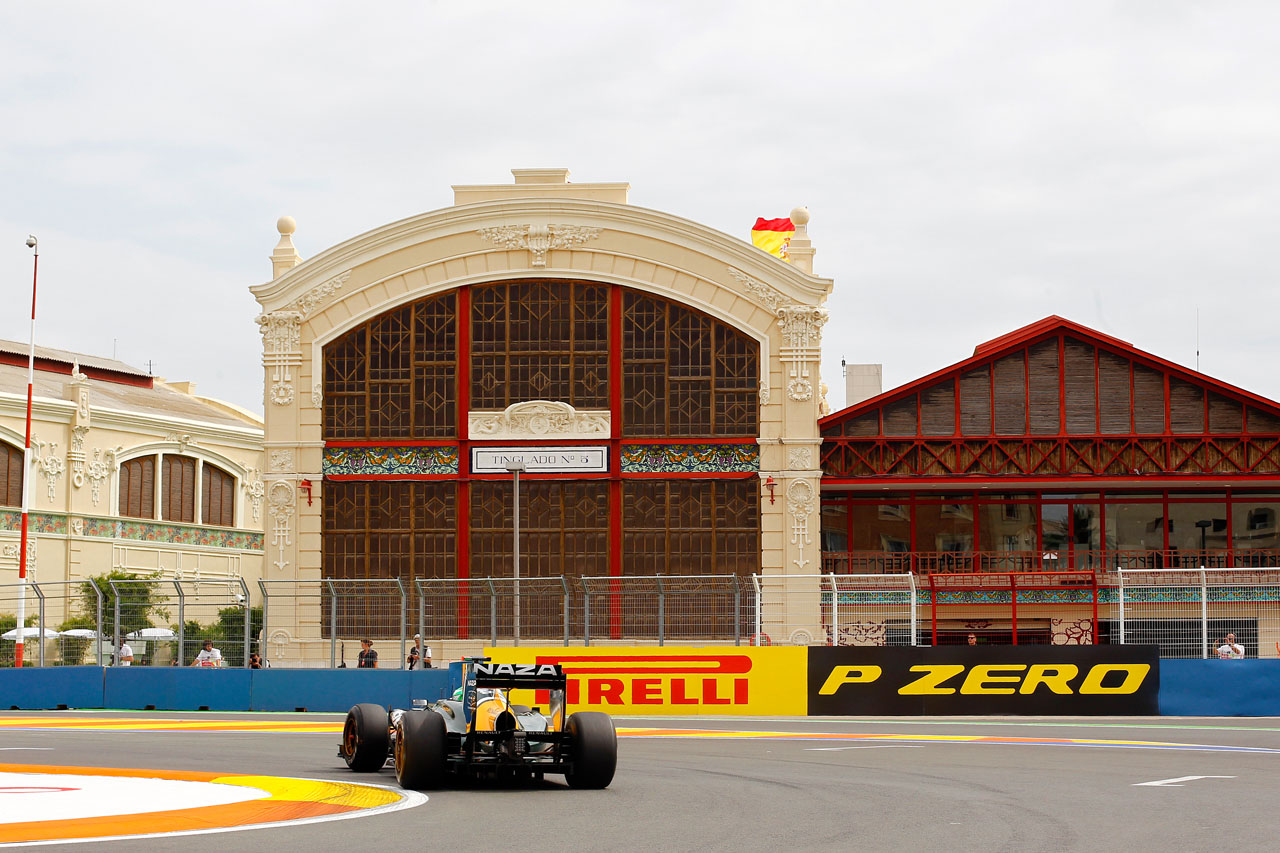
(1118, 569), (1126, 645)
(828, 573), (839, 646)
(258, 580), (269, 661)
(91, 581), (103, 666)
(1200, 566), (1208, 659)
(583, 580), (592, 647)
(560, 576), (569, 647)
(656, 576), (665, 647)
(174, 580), (185, 666)
(111, 581), (120, 666)
(34, 582), (45, 667)
(487, 579), (497, 647)
(396, 578), (406, 667)
(417, 582), (425, 647)
(732, 575), (741, 646)
(908, 572), (917, 646)
(239, 578), (251, 668)
(326, 580), (337, 668)
(751, 574), (762, 645)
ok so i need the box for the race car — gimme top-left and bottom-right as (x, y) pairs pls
(338, 659), (616, 790)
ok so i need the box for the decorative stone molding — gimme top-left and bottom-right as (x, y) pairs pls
(759, 380), (770, 406)
(244, 468), (264, 523)
(32, 439), (64, 503)
(69, 425), (89, 489)
(85, 446), (120, 507)
(777, 306), (827, 406)
(2, 540), (36, 577)
(787, 447), (812, 471)
(312, 383), (323, 407)
(71, 517), (84, 536)
(469, 401), (610, 440)
(285, 270), (351, 317)
(257, 310), (303, 407)
(727, 267), (795, 316)
(269, 450), (295, 472)
(476, 224), (603, 267)
(267, 480), (295, 572)
(165, 433), (195, 454)
(786, 478), (815, 548)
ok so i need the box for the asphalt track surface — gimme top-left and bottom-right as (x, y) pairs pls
(3, 711), (1280, 852)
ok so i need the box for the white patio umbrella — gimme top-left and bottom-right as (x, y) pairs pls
(59, 629), (99, 639)
(2, 627), (60, 640)
(126, 627), (177, 640)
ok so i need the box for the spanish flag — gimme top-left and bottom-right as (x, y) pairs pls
(750, 217), (794, 262)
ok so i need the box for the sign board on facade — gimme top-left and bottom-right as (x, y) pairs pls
(471, 447), (608, 474)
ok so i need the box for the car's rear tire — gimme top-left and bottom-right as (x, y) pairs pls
(396, 710), (448, 790)
(563, 711), (616, 789)
(341, 703), (389, 772)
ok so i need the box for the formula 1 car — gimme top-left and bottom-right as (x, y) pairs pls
(338, 659), (616, 790)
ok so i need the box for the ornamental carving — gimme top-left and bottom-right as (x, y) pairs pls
(726, 267), (794, 316)
(469, 401), (610, 440)
(267, 480), (295, 571)
(777, 306), (828, 351)
(257, 310), (303, 407)
(285, 270), (351, 317)
(477, 224), (603, 267)
(787, 478), (815, 548)
(86, 446), (121, 507)
(787, 447), (812, 471)
(759, 380), (770, 406)
(69, 425), (88, 489)
(787, 377), (813, 401)
(32, 439), (64, 503)
(269, 450), (294, 472)
(244, 468), (265, 523)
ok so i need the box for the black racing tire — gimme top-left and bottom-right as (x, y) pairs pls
(396, 710), (448, 790)
(341, 703), (389, 772)
(563, 711), (617, 789)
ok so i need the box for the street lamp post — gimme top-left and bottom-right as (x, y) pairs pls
(15, 236), (38, 668)
(506, 462), (526, 646)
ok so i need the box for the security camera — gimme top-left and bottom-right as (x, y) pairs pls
(25, 235), (37, 249)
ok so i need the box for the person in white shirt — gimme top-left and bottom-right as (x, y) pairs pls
(1216, 633), (1244, 659)
(116, 641), (133, 666)
(408, 634), (433, 669)
(191, 639), (223, 667)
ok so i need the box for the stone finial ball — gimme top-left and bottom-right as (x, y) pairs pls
(277, 215), (297, 235)
(790, 206), (811, 226)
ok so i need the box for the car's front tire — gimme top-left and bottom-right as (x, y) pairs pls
(396, 710), (447, 789)
(563, 711), (616, 789)
(341, 703), (389, 772)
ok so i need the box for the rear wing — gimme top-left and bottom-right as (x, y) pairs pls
(462, 660), (566, 729)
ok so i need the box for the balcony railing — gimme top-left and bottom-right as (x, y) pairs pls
(821, 549), (1280, 575)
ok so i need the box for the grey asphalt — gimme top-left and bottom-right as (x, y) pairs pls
(2, 712), (1279, 852)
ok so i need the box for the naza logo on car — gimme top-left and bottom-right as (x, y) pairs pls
(533, 655), (754, 706)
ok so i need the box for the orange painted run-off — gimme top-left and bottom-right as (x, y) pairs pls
(0, 764), (400, 844)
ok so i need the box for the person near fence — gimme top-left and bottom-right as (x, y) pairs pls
(357, 638), (378, 668)
(1216, 633), (1244, 659)
(115, 641), (133, 667)
(408, 634), (432, 669)
(967, 633), (978, 646)
(192, 639), (223, 668)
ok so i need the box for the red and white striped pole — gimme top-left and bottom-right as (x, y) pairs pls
(15, 235), (38, 668)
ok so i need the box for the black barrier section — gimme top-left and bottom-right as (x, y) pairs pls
(808, 645), (1160, 716)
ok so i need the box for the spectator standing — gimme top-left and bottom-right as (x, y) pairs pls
(1216, 633), (1245, 659)
(408, 634), (433, 669)
(192, 639), (223, 668)
(357, 638), (378, 668)
(116, 641), (134, 666)
(967, 633), (978, 646)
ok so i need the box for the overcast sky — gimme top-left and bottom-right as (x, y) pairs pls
(2, 1), (1277, 416)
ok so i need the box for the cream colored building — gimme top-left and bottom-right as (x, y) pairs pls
(251, 168), (833, 655)
(0, 341), (265, 635)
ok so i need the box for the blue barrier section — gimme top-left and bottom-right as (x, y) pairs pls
(103, 667), (252, 711)
(249, 670), (411, 712)
(1159, 660), (1280, 716)
(0, 666), (104, 710)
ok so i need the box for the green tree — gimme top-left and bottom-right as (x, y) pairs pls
(56, 614), (98, 666)
(81, 571), (170, 647)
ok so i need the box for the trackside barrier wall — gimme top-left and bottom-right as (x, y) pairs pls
(1, 655), (1276, 715)
(0, 668), (454, 712)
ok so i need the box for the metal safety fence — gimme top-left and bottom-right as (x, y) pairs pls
(7, 569), (1280, 665)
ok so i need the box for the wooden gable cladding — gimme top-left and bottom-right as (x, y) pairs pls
(820, 318), (1280, 480)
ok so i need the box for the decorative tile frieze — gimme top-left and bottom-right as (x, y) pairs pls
(323, 445), (460, 476)
(0, 509), (263, 550)
(620, 443), (759, 474)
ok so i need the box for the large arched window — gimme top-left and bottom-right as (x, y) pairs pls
(118, 454), (237, 526)
(0, 442), (22, 507)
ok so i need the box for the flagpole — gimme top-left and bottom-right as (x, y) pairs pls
(15, 235), (38, 668)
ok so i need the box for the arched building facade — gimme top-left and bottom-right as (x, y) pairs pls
(251, 170), (832, 650)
